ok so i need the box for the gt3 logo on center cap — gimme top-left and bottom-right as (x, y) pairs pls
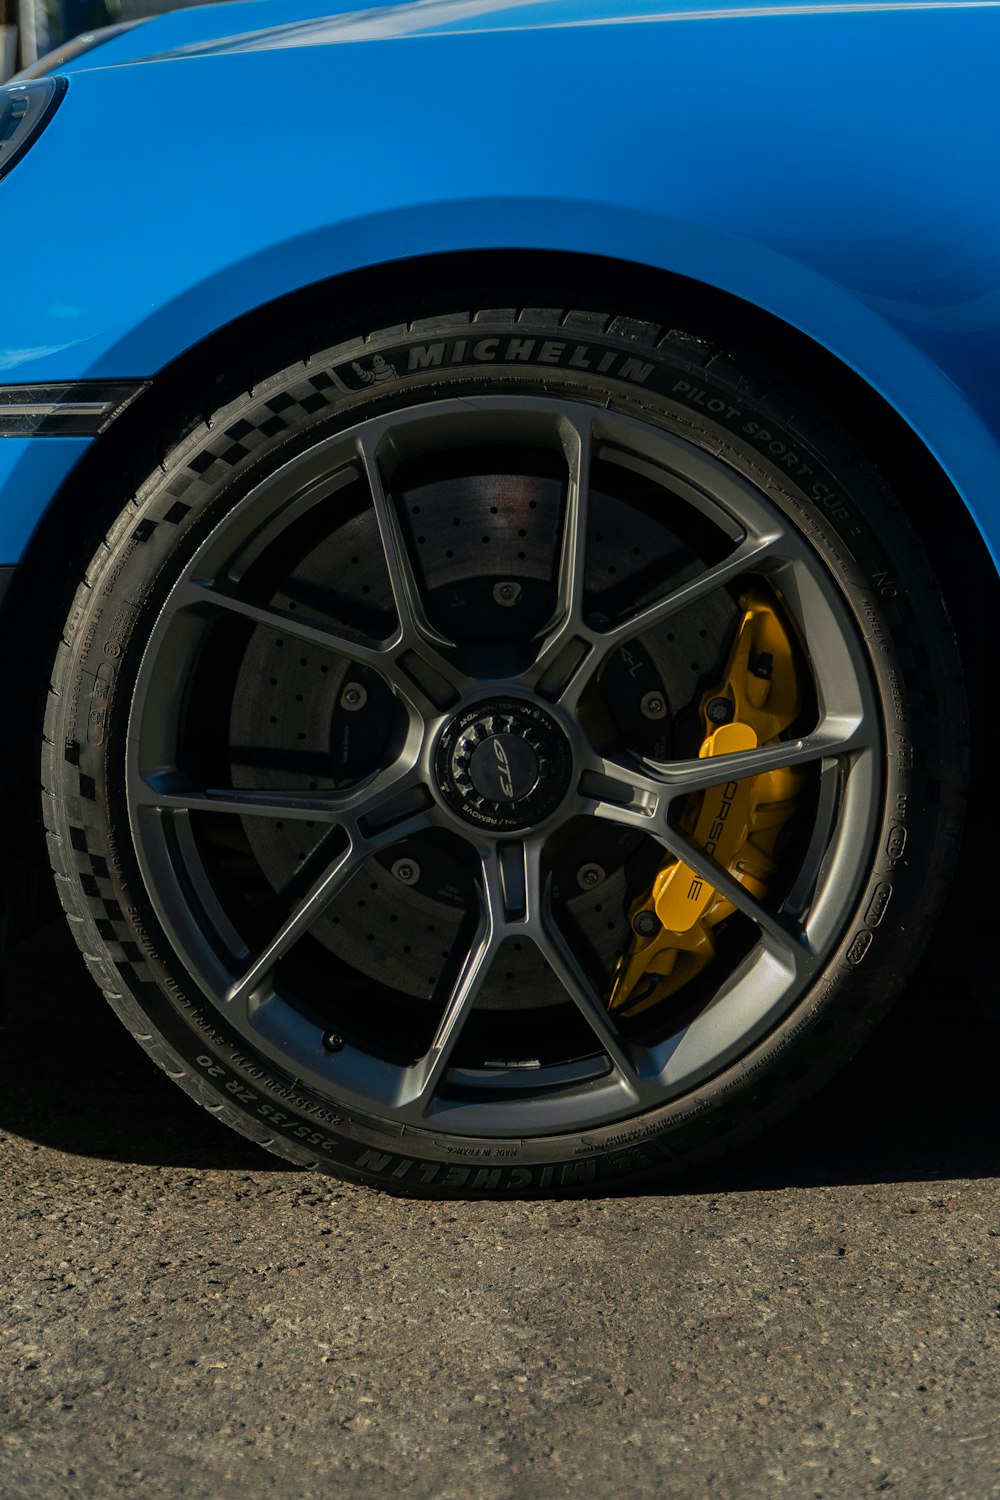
(469, 732), (538, 803)
(493, 737), (514, 798)
(435, 698), (572, 831)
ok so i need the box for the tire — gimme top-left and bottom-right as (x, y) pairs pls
(42, 305), (966, 1196)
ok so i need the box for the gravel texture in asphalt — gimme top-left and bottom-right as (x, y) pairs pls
(1, 922), (998, 1498)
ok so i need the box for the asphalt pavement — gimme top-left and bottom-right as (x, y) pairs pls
(1, 921), (997, 1498)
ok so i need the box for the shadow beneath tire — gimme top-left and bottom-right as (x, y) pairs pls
(1, 918), (996, 1185)
(687, 978), (1000, 1194)
(0, 921), (285, 1172)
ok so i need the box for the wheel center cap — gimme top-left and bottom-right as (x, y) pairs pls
(469, 732), (539, 803)
(435, 699), (573, 833)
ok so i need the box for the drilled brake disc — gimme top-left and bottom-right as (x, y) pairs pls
(226, 456), (738, 1009)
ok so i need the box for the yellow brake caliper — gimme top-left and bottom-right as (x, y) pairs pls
(609, 587), (806, 1018)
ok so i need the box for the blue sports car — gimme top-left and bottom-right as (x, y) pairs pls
(0, 0), (992, 1195)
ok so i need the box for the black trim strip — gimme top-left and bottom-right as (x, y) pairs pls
(0, 381), (149, 437)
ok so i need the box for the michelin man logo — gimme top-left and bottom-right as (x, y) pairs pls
(351, 354), (397, 385)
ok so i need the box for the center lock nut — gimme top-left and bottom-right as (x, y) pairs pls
(435, 699), (573, 832)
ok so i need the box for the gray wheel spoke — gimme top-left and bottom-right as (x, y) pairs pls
(521, 411), (598, 703)
(132, 752), (430, 828)
(400, 922), (496, 1117)
(227, 806), (440, 1017)
(135, 784), (361, 821)
(169, 578), (393, 671)
(399, 841), (530, 1117)
(529, 524), (780, 707)
(596, 532), (782, 655)
(171, 578), (461, 720)
(658, 823), (816, 974)
(496, 840), (529, 924)
(357, 429), (471, 705)
(576, 757), (664, 829)
(654, 718), (870, 795)
(226, 838), (366, 1013)
(580, 714), (870, 819)
(222, 759), (438, 1013)
(545, 411), (594, 641)
(534, 903), (648, 1101)
(783, 757), (843, 921)
(760, 554), (885, 742)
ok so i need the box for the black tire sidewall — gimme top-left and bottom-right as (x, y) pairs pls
(43, 310), (961, 1195)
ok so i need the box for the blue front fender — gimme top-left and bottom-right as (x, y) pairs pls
(2, 3), (999, 564)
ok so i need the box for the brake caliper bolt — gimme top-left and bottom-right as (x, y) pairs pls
(391, 858), (421, 886)
(640, 691), (667, 720)
(322, 1032), (345, 1052)
(493, 581), (522, 607)
(632, 909), (661, 938)
(577, 862), (606, 890)
(706, 696), (734, 725)
(341, 681), (367, 711)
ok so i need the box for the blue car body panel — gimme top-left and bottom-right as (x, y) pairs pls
(2, 0), (999, 565)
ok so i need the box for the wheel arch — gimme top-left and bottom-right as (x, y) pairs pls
(15, 244), (998, 651)
(3, 248), (990, 940)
